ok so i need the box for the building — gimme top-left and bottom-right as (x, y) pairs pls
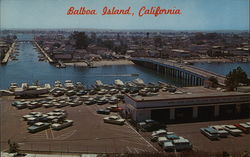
(124, 87), (250, 123)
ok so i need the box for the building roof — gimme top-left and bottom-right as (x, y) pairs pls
(126, 86), (250, 102)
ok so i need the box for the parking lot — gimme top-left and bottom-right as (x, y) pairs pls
(140, 119), (250, 153)
(0, 96), (157, 154)
(167, 119), (250, 153)
(1, 96), (250, 154)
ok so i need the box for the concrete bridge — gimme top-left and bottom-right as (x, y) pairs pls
(131, 58), (226, 86)
(16, 40), (32, 42)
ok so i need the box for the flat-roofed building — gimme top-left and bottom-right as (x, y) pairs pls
(124, 87), (250, 122)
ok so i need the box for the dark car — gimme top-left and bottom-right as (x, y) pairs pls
(140, 120), (166, 132)
(96, 109), (110, 115)
(16, 104), (27, 109)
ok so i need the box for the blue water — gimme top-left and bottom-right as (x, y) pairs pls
(193, 62), (250, 77)
(1, 34), (249, 89)
(0, 41), (186, 89)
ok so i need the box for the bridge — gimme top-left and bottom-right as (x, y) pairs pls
(131, 58), (226, 86)
(16, 40), (32, 42)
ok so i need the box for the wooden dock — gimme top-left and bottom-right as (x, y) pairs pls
(34, 41), (54, 63)
(1, 42), (16, 64)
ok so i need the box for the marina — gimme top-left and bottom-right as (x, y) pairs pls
(0, 35), (249, 90)
(0, 34), (249, 155)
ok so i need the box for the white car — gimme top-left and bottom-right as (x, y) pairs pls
(51, 120), (73, 130)
(152, 129), (167, 137)
(172, 137), (192, 151)
(222, 125), (242, 136)
(209, 125), (229, 137)
(151, 129), (167, 142)
(157, 136), (169, 146)
(103, 116), (125, 125)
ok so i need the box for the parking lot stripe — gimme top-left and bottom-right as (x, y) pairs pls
(119, 139), (149, 147)
(125, 122), (158, 152)
(50, 129), (55, 139)
(45, 130), (48, 139)
(126, 146), (132, 153)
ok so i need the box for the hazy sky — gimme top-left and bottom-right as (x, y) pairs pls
(0, 0), (249, 30)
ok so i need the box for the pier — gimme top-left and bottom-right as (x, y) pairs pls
(1, 42), (16, 64)
(131, 58), (226, 86)
(34, 41), (54, 63)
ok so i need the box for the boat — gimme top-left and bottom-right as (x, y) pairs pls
(133, 78), (145, 86)
(14, 85), (49, 97)
(95, 80), (104, 87)
(114, 79), (125, 86)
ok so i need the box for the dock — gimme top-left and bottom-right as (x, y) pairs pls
(1, 42), (16, 64)
(34, 41), (54, 63)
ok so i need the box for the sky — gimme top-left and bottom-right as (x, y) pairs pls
(0, 0), (249, 30)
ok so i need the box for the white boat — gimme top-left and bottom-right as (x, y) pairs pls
(133, 78), (145, 86)
(95, 80), (104, 87)
(114, 79), (125, 86)
(14, 85), (49, 97)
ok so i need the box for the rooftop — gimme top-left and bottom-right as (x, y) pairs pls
(127, 86), (250, 102)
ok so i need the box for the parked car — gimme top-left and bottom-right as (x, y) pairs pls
(28, 103), (42, 109)
(16, 104), (27, 109)
(209, 125), (229, 138)
(157, 136), (169, 146)
(97, 109), (110, 115)
(140, 120), (166, 132)
(163, 141), (175, 152)
(234, 123), (250, 134)
(151, 129), (167, 142)
(222, 125), (243, 136)
(166, 133), (180, 140)
(106, 105), (123, 112)
(43, 103), (54, 108)
(103, 116), (125, 125)
(172, 137), (192, 151)
(27, 122), (50, 133)
(51, 120), (73, 130)
(200, 127), (219, 140)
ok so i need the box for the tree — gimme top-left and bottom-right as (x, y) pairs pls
(69, 31), (89, 49)
(225, 67), (249, 91)
(154, 36), (163, 48)
(103, 40), (114, 50)
(53, 43), (61, 48)
(208, 76), (218, 88)
(8, 139), (19, 153)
